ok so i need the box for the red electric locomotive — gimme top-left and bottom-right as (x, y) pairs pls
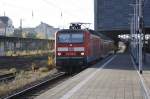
(55, 23), (114, 73)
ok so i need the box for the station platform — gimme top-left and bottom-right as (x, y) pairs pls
(36, 53), (150, 99)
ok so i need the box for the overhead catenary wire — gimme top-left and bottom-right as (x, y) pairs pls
(0, 0), (32, 11)
(0, 0), (36, 19)
(0, 0), (93, 28)
(41, 0), (86, 22)
(41, 0), (86, 29)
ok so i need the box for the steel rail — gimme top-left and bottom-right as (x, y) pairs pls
(0, 73), (15, 82)
(4, 72), (65, 99)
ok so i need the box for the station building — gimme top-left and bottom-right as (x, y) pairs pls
(94, 0), (150, 35)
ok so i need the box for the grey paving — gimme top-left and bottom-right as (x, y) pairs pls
(141, 54), (150, 97)
(36, 54), (144, 99)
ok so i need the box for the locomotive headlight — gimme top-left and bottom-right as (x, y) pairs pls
(58, 52), (61, 56)
(81, 52), (84, 56)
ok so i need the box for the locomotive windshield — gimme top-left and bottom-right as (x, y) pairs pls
(58, 33), (83, 43)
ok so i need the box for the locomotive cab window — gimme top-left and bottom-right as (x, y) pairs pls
(58, 32), (83, 43)
(71, 33), (83, 43)
(58, 34), (70, 43)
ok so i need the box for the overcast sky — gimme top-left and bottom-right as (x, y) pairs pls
(0, 0), (94, 29)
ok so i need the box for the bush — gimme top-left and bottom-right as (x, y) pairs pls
(31, 63), (39, 72)
(39, 67), (49, 72)
(9, 68), (17, 74)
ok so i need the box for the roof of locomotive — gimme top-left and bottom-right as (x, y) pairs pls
(57, 29), (87, 33)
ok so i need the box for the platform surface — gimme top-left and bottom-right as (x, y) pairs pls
(35, 53), (150, 99)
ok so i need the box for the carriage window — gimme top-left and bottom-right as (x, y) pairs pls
(58, 34), (70, 43)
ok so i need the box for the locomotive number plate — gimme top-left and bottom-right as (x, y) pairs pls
(66, 52), (76, 56)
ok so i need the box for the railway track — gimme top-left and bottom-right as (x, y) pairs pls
(3, 72), (67, 99)
(0, 73), (15, 82)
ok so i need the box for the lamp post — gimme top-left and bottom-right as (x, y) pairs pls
(130, 0), (144, 74)
(20, 19), (23, 37)
(138, 0), (144, 74)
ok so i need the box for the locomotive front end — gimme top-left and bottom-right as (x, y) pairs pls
(55, 30), (87, 72)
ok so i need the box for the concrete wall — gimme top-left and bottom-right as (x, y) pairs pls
(94, 0), (150, 31)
